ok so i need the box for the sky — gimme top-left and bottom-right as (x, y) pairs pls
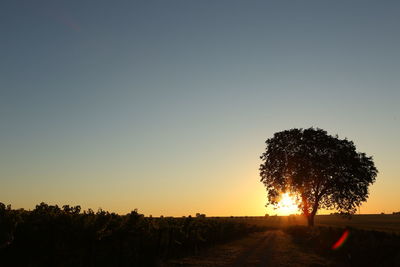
(1, 0), (399, 216)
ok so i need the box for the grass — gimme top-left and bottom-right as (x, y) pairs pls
(221, 214), (400, 234)
(224, 214), (400, 266)
(285, 225), (400, 266)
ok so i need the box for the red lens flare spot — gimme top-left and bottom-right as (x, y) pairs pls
(331, 229), (350, 250)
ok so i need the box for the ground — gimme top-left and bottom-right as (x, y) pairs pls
(165, 230), (330, 267)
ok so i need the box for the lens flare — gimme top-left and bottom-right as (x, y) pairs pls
(331, 229), (350, 250)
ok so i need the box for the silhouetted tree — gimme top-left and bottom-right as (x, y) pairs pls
(259, 128), (378, 226)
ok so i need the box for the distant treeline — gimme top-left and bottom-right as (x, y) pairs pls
(0, 202), (264, 266)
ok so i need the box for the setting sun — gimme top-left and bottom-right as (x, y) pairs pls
(275, 193), (299, 216)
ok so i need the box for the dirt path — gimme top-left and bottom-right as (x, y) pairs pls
(165, 230), (330, 267)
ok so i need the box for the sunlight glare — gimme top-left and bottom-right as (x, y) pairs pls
(275, 193), (299, 215)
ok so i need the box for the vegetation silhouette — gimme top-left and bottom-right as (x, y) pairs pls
(0, 202), (264, 266)
(260, 128), (378, 226)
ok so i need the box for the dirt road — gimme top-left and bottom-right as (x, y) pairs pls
(166, 230), (330, 267)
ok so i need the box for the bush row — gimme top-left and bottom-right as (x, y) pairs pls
(0, 202), (264, 266)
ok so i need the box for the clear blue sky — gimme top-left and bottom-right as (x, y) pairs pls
(1, 0), (399, 215)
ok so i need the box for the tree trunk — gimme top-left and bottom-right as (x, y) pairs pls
(307, 214), (315, 227)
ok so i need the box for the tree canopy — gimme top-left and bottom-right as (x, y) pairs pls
(259, 128), (378, 226)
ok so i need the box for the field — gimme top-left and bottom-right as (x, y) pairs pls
(228, 214), (400, 233)
(168, 215), (400, 266)
(1, 203), (400, 266)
